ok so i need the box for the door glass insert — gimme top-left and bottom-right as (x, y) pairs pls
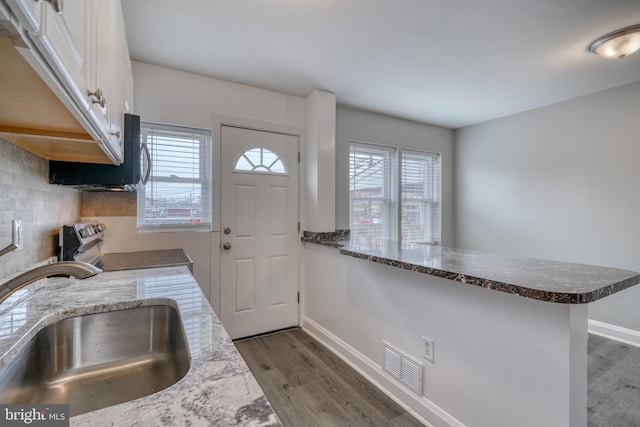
(234, 148), (287, 174)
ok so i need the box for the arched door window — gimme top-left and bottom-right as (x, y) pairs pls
(234, 147), (287, 174)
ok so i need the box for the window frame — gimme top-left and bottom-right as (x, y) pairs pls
(349, 142), (397, 243)
(400, 149), (441, 245)
(137, 122), (213, 232)
(348, 141), (441, 244)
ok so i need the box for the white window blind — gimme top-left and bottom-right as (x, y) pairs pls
(137, 123), (212, 231)
(349, 142), (441, 245)
(349, 143), (395, 241)
(401, 150), (441, 244)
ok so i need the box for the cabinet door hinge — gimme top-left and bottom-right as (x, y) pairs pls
(298, 222), (301, 233)
(298, 151), (301, 163)
(297, 292), (300, 304)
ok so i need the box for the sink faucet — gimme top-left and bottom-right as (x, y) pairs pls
(0, 261), (102, 305)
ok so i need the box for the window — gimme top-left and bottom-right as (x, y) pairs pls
(401, 151), (440, 244)
(235, 147), (287, 174)
(137, 122), (212, 231)
(349, 143), (396, 240)
(349, 142), (441, 244)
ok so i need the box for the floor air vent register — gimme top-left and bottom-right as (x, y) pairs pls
(382, 342), (423, 395)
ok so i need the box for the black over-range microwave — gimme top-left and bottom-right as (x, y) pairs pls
(49, 114), (147, 191)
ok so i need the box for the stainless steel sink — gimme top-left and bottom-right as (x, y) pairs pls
(0, 305), (190, 416)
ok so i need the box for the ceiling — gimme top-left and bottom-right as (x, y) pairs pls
(121, 0), (640, 129)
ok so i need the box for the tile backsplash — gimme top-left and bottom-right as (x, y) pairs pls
(81, 192), (136, 217)
(0, 138), (81, 278)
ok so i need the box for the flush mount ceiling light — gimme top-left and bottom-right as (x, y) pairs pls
(589, 24), (640, 59)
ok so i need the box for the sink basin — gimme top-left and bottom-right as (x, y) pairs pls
(0, 305), (190, 417)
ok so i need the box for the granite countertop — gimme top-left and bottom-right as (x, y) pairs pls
(0, 266), (280, 426)
(300, 230), (350, 248)
(301, 232), (640, 304)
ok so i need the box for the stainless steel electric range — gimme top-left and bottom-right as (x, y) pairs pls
(59, 222), (193, 272)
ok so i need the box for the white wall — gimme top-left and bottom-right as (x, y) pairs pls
(335, 106), (455, 245)
(304, 244), (588, 427)
(304, 91), (336, 232)
(454, 81), (640, 330)
(132, 61), (306, 131)
(111, 61), (306, 314)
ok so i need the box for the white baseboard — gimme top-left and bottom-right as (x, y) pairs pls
(302, 316), (464, 427)
(588, 319), (640, 348)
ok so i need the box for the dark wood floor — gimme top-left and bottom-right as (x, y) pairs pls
(237, 329), (640, 427)
(588, 334), (640, 427)
(234, 328), (424, 427)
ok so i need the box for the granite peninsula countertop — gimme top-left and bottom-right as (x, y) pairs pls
(0, 265), (280, 427)
(302, 232), (640, 304)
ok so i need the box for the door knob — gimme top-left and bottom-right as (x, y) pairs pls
(223, 242), (231, 250)
(223, 227), (231, 235)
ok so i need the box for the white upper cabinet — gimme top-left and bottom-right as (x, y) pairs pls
(1, 0), (133, 164)
(31, 0), (93, 113)
(4, 0), (42, 32)
(112, 0), (135, 144)
(88, 0), (134, 163)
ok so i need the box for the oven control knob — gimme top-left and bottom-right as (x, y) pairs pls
(79, 228), (89, 238)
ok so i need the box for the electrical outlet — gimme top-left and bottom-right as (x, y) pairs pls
(421, 336), (435, 362)
(12, 220), (23, 250)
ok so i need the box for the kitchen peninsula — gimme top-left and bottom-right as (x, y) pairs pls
(0, 266), (280, 426)
(302, 232), (640, 427)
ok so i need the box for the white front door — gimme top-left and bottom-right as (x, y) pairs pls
(220, 125), (299, 339)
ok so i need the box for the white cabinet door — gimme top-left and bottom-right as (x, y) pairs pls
(107, 0), (134, 159)
(113, 0), (134, 119)
(31, 0), (92, 113)
(5, 0), (42, 32)
(87, 0), (132, 163)
(87, 0), (113, 154)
